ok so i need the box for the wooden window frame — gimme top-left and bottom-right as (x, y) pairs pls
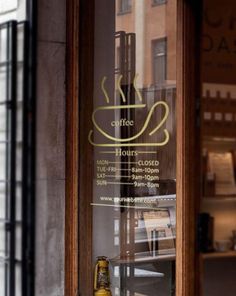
(65, 0), (202, 295)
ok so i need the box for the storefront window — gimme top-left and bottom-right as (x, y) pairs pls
(79, 0), (177, 294)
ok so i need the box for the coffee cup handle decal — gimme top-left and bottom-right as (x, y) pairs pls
(88, 101), (170, 147)
(148, 101), (169, 136)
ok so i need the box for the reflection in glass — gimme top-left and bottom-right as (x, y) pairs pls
(0, 144), (6, 181)
(0, 29), (7, 62)
(153, 38), (167, 85)
(0, 263), (6, 295)
(0, 20), (27, 296)
(0, 68), (7, 103)
(200, 0), (236, 295)
(15, 224), (22, 261)
(0, 105), (6, 142)
(0, 0), (18, 14)
(90, 1), (177, 295)
(0, 222), (6, 257)
(0, 183), (6, 218)
(118, 0), (132, 14)
(15, 263), (22, 296)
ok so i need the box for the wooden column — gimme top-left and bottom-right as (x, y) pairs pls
(176, 0), (202, 295)
(65, 0), (79, 295)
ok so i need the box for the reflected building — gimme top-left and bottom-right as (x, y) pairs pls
(116, 0), (176, 88)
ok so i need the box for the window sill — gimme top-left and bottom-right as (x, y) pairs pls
(117, 9), (132, 16)
(152, 1), (167, 7)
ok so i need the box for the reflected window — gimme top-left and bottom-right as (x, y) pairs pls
(118, 0), (132, 14)
(153, 38), (167, 85)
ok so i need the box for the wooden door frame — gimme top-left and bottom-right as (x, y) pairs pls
(176, 0), (202, 295)
(65, 0), (79, 295)
(65, 0), (201, 295)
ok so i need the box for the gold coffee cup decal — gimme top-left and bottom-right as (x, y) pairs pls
(88, 74), (170, 147)
(94, 256), (112, 296)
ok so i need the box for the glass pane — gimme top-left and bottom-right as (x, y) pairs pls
(0, 105), (6, 141)
(16, 146), (22, 182)
(0, 20), (29, 296)
(80, 0), (177, 295)
(0, 0), (18, 14)
(15, 184), (22, 221)
(199, 0), (236, 295)
(0, 183), (6, 218)
(0, 144), (6, 181)
(0, 68), (7, 103)
(0, 222), (5, 258)
(15, 263), (22, 296)
(0, 262), (6, 296)
(17, 24), (24, 107)
(17, 68), (23, 105)
(0, 28), (7, 63)
(15, 224), (22, 261)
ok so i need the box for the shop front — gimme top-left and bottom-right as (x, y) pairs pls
(2, 0), (236, 295)
(66, 0), (200, 295)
